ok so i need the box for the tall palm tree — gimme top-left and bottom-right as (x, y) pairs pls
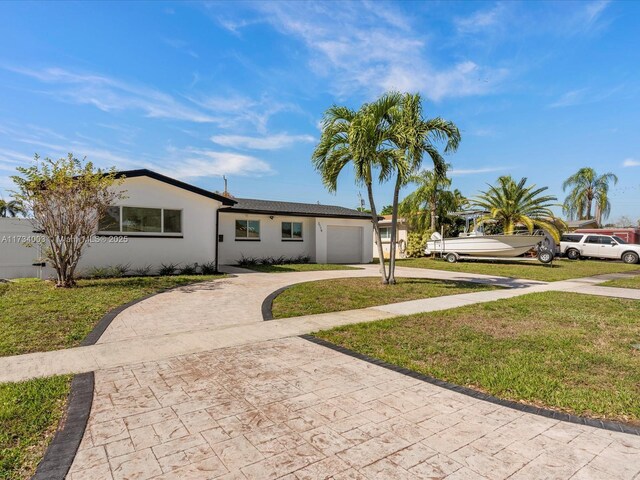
(399, 168), (453, 233)
(312, 93), (401, 283)
(0, 198), (25, 217)
(473, 175), (561, 242)
(386, 93), (460, 284)
(562, 168), (618, 225)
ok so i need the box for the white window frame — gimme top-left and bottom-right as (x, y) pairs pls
(235, 219), (261, 241)
(97, 206), (183, 236)
(379, 226), (392, 241)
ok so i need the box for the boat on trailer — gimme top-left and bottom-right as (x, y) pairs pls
(425, 211), (554, 264)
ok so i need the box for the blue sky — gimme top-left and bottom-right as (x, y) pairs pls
(0, 0), (639, 220)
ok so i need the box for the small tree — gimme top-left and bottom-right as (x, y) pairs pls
(12, 154), (123, 287)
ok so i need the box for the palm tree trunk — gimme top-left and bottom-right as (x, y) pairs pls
(586, 196), (593, 220)
(430, 207), (437, 233)
(367, 182), (387, 284)
(387, 174), (402, 285)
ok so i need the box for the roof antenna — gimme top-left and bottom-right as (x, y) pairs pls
(357, 191), (365, 210)
(223, 175), (228, 196)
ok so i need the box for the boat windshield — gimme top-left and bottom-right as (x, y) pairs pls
(613, 236), (627, 244)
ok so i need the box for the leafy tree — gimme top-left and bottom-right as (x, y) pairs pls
(473, 175), (562, 241)
(12, 154), (124, 287)
(562, 168), (618, 226)
(0, 197), (26, 217)
(385, 93), (460, 284)
(380, 205), (393, 215)
(399, 167), (457, 232)
(313, 93), (400, 283)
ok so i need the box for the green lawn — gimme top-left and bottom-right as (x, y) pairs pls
(271, 277), (497, 318)
(601, 276), (640, 289)
(245, 263), (359, 273)
(0, 275), (224, 357)
(0, 376), (71, 480)
(397, 257), (640, 282)
(315, 291), (640, 425)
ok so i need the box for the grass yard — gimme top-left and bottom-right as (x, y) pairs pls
(245, 263), (360, 273)
(271, 277), (497, 318)
(0, 376), (71, 480)
(0, 275), (224, 357)
(601, 275), (640, 289)
(315, 291), (640, 424)
(397, 257), (640, 282)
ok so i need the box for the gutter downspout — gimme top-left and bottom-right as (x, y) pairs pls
(214, 208), (220, 274)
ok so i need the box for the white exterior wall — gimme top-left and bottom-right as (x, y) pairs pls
(217, 213), (316, 265)
(373, 222), (409, 259)
(315, 217), (373, 264)
(78, 176), (221, 274)
(0, 218), (53, 279)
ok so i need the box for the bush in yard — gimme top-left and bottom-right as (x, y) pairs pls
(179, 263), (198, 275)
(200, 261), (217, 274)
(132, 265), (153, 276)
(11, 154), (124, 287)
(405, 231), (430, 258)
(158, 263), (178, 276)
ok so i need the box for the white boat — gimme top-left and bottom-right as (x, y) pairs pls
(425, 232), (543, 258)
(424, 210), (553, 263)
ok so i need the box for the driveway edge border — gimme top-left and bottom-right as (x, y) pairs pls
(300, 334), (640, 437)
(32, 372), (94, 480)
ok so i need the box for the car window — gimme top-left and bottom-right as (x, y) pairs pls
(585, 236), (600, 244)
(600, 236), (616, 244)
(613, 236), (627, 244)
(561, 234), (583, 243)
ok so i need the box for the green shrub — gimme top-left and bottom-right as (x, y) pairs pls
(406, 231), (431, 258)
(179, 263), (198, 275)
(132, 265), (153, 276)
(200, 261), (217, 274)
(158, 263), (178, 276)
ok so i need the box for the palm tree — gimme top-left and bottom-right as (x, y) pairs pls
(562, 168), (618, 225)
(312, 93), (401, 283)
(399, 168), (453, 233)
(473, 175), (561, 242)
(0, 198), (25, 217)
(386, 93), (460, 283)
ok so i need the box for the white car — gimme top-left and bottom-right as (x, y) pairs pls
(560, 233), (640, 264)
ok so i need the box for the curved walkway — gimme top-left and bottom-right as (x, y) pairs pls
(3, 265), (640, 479)
(1, 266), (639, 383)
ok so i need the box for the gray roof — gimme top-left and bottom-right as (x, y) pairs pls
(219, 198), (372, 220)
(566, 219), (599, 228)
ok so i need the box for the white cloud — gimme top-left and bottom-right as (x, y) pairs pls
(454, 4), (507, 34)
(549, 85), (621, 108)
(449, 166), (507, 176)
(162, 149), (274, 179)
(210, 133), (315, 150)
(623, 158), (640, 167)
(163, 38), (199, 58)
(234, 2), (508, 101)
(4, 66), (216, 123)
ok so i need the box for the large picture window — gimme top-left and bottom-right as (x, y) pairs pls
(235, 219), (260, 240)
(282, 221), (303, 240)
(98, 206), (182, 235)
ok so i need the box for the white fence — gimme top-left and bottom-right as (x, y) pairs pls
(0, 218), (51, 279)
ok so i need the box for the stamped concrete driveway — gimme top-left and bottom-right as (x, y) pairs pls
(69, 337), (640, 480)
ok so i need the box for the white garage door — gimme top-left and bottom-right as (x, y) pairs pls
(327, 226), (363, 264)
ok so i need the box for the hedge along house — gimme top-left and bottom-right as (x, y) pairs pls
(0, 169), (374, 278)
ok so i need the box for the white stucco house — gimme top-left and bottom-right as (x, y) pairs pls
(0, 169), (374, 278)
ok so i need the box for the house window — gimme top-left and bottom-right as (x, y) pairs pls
(380, 227), (392, 241)
(235, 220), (260, 240)
(163, 209), (182, 234)
(98, 206), (182, 234)
(282, 222), (303, 240)
(99, 206), (120, 232)
(123, 207), (162, 233)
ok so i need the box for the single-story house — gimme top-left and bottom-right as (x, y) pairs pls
(373, 215), (409, 259)
(565, 219), (599, 231)
(0, 169), (374, 278)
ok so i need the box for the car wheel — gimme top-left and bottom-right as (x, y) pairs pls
(538, 249), (554, 264)
(565, 248), (580, 260)
(622, 252), (639, 264)
(445, 253), (458, 263)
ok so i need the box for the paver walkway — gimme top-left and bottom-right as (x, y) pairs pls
(1, 266), (638, 383)
(68, 337), (640, 480)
